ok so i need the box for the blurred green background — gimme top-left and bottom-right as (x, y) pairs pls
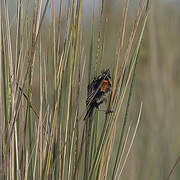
(4, 0), (180, 179)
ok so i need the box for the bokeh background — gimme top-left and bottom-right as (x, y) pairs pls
(3, 0), (180, 179)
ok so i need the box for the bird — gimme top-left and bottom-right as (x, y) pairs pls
(84, 69), (112, 120)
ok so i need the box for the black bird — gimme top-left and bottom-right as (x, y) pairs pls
(84, 69), (112, 120)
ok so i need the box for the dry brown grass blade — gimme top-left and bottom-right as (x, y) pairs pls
(52, 0), (57, 104)
(24, 150), (29, 180)
(6, 0), (50, 151)
(110, 0), (129, 108)
(0, 1), (2, 176)
(56, 0), (63, 56)
(98, 151), (105, 180)
(166, 156), (180, 180)
(3, 0), (16, 177)
(103, 127), (115, 179)
(113, 3), (144, 111)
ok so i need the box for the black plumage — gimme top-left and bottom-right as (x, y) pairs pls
(84, 69), (112, 120)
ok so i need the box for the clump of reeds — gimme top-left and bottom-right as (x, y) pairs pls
(0, 0), (150, 179)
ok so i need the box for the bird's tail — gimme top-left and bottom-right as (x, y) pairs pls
(84, 105), (95, 120)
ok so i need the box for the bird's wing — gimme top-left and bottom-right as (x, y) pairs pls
(86, 80), (96, 107)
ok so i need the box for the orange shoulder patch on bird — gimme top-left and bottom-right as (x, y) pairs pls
(84, 69), (112, 120)
(100, 80), (109, 92)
